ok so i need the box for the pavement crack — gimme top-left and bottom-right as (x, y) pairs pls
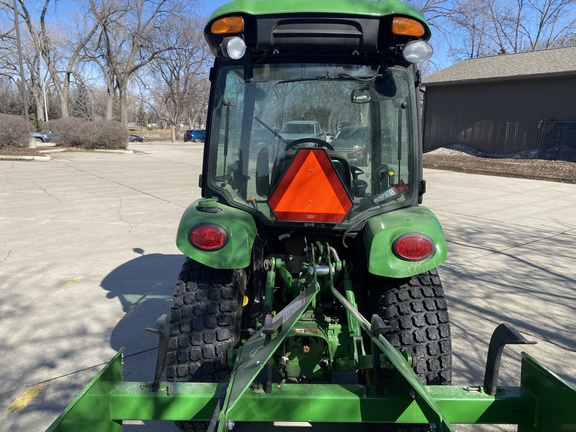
(0, 249), (11, 264)
(52, 160), (186, 209)
(34, 181), (62, 202)
(117, 197), (134, 233)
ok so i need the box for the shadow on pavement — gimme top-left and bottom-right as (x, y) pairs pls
(102, 249), (183, 376)
(101, 250), (185, 431)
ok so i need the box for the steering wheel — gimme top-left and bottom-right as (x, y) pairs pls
(285, 137), (334, 151)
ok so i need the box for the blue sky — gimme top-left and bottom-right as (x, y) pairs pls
(201, 0), (230, 17)
(39, 0), (230, 20)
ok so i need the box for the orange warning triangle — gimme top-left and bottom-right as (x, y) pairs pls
(268, 149), (353, 223)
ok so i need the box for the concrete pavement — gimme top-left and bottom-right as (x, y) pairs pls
(0, 142), (574, 431)
(424, 168), (576, 386)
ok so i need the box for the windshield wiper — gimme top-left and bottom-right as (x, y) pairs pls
(277, 73), (382, 84)
(254, 116), (286, 143)
(333, 73), (382, 82)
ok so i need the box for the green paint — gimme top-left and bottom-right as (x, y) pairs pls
(363, 206), (447, 277)
(209, 0), (428, 24)
(519, 352), (576, 432)
(175, 200), (256, 269)
(47, 354), (574, 428)
(46, 349), (124, 432)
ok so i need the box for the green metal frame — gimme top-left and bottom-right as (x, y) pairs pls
(47, 348), (576, 432)
(47, 244), (576, 431)
(48, 251), (576, 432)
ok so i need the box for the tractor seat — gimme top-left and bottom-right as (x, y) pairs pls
(270, 149), (352, 192)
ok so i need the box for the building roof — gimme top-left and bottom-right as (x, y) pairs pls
(423, 46), (576, 86)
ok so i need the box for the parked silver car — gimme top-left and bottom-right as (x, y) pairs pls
(331, 125), (369, 166)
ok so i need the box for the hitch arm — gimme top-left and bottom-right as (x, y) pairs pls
(144, 314), (169, 393)
(330, 284), (456, 432)
(483, 323), (536, 395)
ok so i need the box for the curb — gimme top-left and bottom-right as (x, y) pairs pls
(0, 154), (52, 161)
(39, 148), (67, 154)
(423, 162), (576, 184)
(0, 148), (133, 161)
(94, 149), (134, 154)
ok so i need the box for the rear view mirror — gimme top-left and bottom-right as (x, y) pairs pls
(370, 72), (397, 99)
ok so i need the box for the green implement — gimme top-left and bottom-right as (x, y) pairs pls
(47, 317), (576, 431)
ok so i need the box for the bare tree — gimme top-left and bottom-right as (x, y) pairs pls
(447, 0), (492, 59)
(522, 0), (576, 49)
(0, 0), (98, 120)
(0, 6), (14, 72)
(187, 77), (210, 130)
(86, 0), (191, 124)
(91, 86), (113, 120)
(407, 0), (457, 49)
(446, 0), (576, 60)
(144, 15), (210, 141)
(409, 0), (456, 23)
(0, 75), (19, 113)
(0, 1), (33, 118)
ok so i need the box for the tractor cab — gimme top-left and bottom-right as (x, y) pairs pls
(200, 2), (433, 230)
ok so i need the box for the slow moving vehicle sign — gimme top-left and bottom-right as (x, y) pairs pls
(268, 148), (353, 223)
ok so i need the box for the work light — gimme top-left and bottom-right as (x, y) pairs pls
(402, 40), (433, 63)
(221, 36), (247, 60)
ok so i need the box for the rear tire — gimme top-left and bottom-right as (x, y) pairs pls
(166, 258), (245, 432)
(372, 269), (452, 431)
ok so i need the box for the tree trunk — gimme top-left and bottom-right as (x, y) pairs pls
(119, 86), (128, 124)
(59, 93), (69, 118)
(31, 90), (45, 126)
(106, 90), (114, 121)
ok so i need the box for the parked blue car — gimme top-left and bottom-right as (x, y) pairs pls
(129, 134), (144, 142)
(31, 131), (59, 143)
(183, 129), (206, 142)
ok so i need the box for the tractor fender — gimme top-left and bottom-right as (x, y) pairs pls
(363, 206), (447, 278)
(176, 199), (256, 269)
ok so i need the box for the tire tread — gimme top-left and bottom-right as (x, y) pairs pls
(166, 259), (244, 432)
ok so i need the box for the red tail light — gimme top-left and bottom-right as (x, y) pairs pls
(189, 224), (228, 250)
(393, 234), (433, 261)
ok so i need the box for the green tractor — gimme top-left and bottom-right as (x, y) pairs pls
(48, 1), (575, 431)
